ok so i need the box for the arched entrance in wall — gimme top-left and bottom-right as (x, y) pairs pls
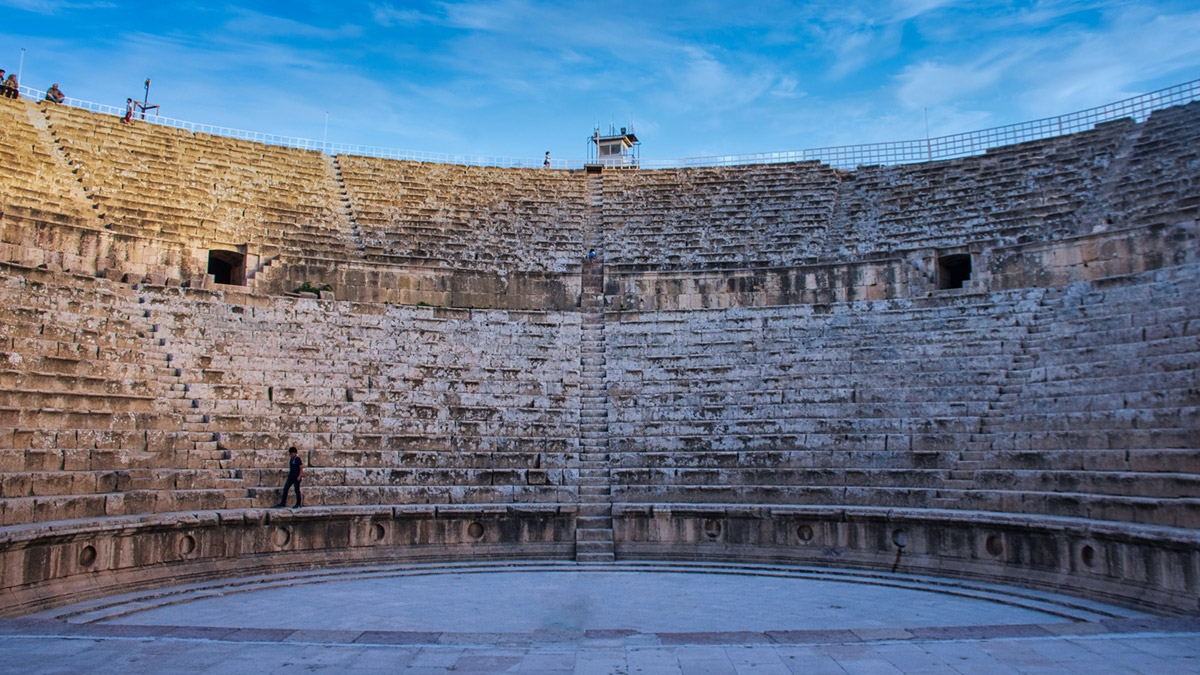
(937, 253), (972, 289)
(207, 249), (246, 286)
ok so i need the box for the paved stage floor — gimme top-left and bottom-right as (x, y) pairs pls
(2, 562), (1197, 674)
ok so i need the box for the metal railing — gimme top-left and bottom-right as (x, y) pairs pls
(15, 77), (1200, 171)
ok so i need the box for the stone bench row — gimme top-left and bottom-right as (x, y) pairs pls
(1, 433), (575, 468)
(0, 483), (576, 526)
(0, 462), (574, 498)
(610, 485), (1199, 529)
(831, 123), (1136, 257)
(43, 105), (357, 262)
(611, 447), (1200, 473)
(609, 463), (1198, 498)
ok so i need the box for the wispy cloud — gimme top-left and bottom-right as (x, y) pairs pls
(893, 51), (1019, 110)
(221, 10), (363, 41)
(0, 0), (113, 13)
(370, 4), (438, 27)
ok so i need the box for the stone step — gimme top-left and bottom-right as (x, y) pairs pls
(576, 540), (614, 555)
(577, 515), (613, 528)
(576, 528), (613, 542)
(577, 504), (612, 517)
(576, 552), (615, 564)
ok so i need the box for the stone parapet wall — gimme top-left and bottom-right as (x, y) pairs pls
(0, 504), (575, 617)
(266, 257), (581, 308)
(0, 501), (1194, 618)
(613, 504), (1200, 615)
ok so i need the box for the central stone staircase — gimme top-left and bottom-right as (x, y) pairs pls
(576, 170), (614, 563)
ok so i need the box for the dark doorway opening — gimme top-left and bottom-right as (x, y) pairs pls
(208, 250), (246, 286)
(938, 254), (972, 290)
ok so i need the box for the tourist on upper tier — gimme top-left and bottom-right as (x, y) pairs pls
(543, 151), (551, 169)
(2, 73), (19, 99)
(44, 83), (65, 104)
(123, 98), (134, 124)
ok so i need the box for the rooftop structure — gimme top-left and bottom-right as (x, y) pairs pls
(589, 123), (640, 168)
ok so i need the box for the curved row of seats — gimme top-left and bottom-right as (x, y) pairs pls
(606, 262), (1200, 529)
(336, 156), (590, 272)
(5, 98), (1196, 279)
(0, 263), (583, 524)
(2, 253), (1195, 529)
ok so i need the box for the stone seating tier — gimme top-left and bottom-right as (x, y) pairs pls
(3, 261), (1193, 528)
(1104, 102), (1200, 227)
(5, 101), (1196, 288)
(601, 162), (841, 268)
(336, 156), (589, 273)
(0, 101), (103, 261)
(41, 103), (358, 268)
(602, 262), (1198, 529)
(829, 119), (1138, 259)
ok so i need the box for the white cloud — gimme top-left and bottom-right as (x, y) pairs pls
(893, 55), (1013, 110)
(890, 0), (957, 22)
(440, 0), (531, 31)
(770, 76), (804, 99)
(0, 0), (113, 13)
(1018, 6), (1200, 113)
(370, 4), (437, 27)
(221, 10), (362, 41)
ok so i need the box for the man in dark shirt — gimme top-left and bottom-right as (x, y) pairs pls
(275, 447), (303, 508)
(44, 83), (65, 104)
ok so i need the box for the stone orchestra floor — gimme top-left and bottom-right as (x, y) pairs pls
(1, 562), (1197, 674)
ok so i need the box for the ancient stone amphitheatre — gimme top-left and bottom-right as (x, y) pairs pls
(0, 79), (1197, 671)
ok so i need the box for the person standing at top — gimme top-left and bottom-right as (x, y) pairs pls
(123, 98), (134, 123)
(275, 447), (303, 508)
(543, 151), (551, 169)
(3, 73), (19, 99)
(44, 83), (65, 104)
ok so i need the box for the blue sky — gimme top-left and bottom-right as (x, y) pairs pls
(2, 1), (1199, 162)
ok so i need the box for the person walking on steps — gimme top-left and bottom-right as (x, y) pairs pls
(276, 447), (303, 508)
